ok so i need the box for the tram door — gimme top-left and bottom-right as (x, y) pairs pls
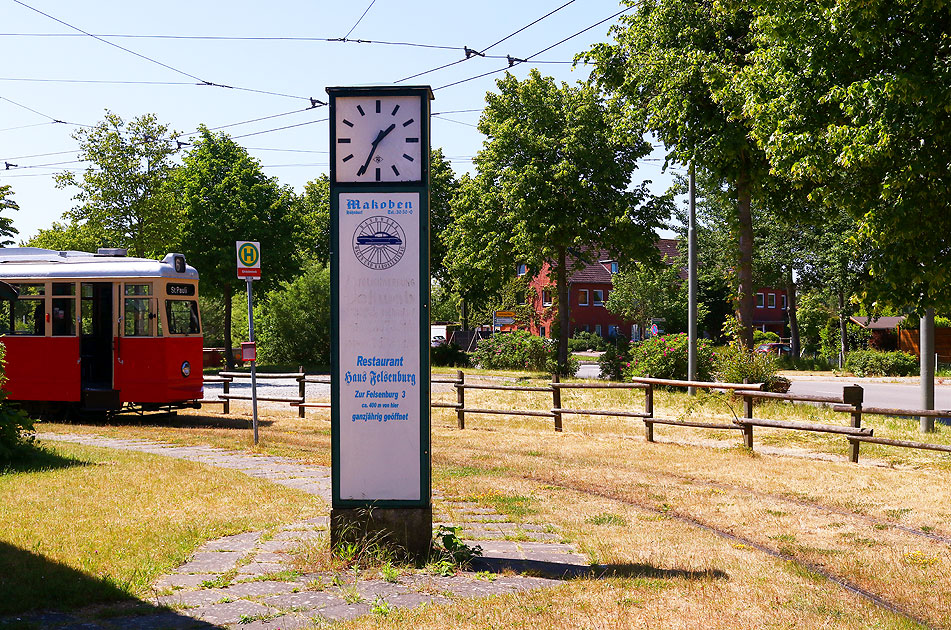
(80, 282), (118, 409)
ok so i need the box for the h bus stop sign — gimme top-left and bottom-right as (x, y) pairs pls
(236, 241), (261, 280)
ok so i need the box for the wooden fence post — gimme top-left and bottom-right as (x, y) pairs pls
(644, 383), (654, 442)
(843, 385), (864, 463)
(222, 374), (230, 415)
(455, 370), (465, 429)
(742, 393), (754, 449)
(298, 366), (306, 418)
(552, 373), (563, 432)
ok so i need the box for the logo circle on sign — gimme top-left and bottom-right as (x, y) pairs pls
(238, 243), (260, 267)
(352, 216), (406, 270)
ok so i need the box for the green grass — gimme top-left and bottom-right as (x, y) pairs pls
(0, 441), (323, 615)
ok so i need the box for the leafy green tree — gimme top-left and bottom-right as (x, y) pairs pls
(0, 184), (19, 246)
(53, 111), (181, 257)
(256, 264), (331, 368)
(604, 257), (706, 336)
(585, 0), (769, 348)
(450, 70), (665, 370)
(176, 126), (301, 368)
(429, 148), (460, 285)
(27, 220), (104, 253)
(742, 0), (951, 313)
(297, 174), (330, 264)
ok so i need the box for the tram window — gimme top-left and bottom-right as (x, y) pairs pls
(166, 300), (200, 335)
(51, 283), (76, 336)
(7, 298), (45, 335)
(53, 283), (75, 296)
(123, 284), (153, 337)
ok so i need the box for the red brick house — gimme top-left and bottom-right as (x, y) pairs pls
(517, 239), (788, 340)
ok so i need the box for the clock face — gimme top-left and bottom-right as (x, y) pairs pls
(334, 95), (423, 183)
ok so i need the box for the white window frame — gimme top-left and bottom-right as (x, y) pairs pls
(767, 293), (776, 309)
(517, 263), (527, 277)
(595, 324), (602, 337)
(610, 262), (619, 274)
(593, 289), (604, 306)
(782, 294), (788, 310)
(578, 289), (589, 306)
(542, 289), (553, 306)
(756, 292), (765, 308)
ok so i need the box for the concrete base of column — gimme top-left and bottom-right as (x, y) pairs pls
(330, 507), (433, 562)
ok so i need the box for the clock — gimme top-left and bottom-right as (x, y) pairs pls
(333, 94), (423, 183)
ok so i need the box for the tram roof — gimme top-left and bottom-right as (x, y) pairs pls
(0, 248), (199, 280)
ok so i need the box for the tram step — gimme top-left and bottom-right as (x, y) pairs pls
(82, 388), (120, 411)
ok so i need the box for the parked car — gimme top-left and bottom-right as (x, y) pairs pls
(431, 335), (446, 347)
(755, 342), (793, 356)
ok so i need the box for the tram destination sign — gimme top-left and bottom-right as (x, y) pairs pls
(236, 241), (261, 280)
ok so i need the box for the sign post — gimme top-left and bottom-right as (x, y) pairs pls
(327, 85), (433, 559)
(236, 241), (262, 445)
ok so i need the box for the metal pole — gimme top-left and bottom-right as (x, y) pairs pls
(247, 278), (259, 444)
(920, 308), (935, 433)
(687, 162), (698, 395)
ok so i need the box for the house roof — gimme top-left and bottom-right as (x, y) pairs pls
(567, 239), (683, 284)
(849, 316), (907, 330)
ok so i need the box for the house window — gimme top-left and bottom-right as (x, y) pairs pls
(756, 292), (764, 308)
(595, 324), (602, 337)
(539, 326), (546, 337)
(578, 289), (589, 306)
(517, 292), (526, 305)
(782, 295), (787, 310)
(593, 289), (604, 306)
(767, 293), (776, 308)
(610, 262), (619, 274)
(517, 263), (527, 276)
(608, 325), (618, 338)
(542, 290), (552, 306)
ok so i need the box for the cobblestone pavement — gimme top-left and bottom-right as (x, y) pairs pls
(9, 433), (591, 630)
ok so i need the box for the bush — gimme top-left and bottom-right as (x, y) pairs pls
(622, 333), (715, 382)
(845, 350), (919, 377)
(598, 338), (630, 381)
(753, 330), (780, 345)
(714, 346), (790, 392)
(472, 331), (578, 375)
(568, 331), (606, 352)
(256, 264), (331, 369)
(0, 344), (35, 464)
(431, 343), (471, 368)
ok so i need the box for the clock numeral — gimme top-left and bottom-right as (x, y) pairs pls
(342, 119), (354, 128)
(391, 165), (400, 176)
(356, 105), (365, 116)
(375, 167), (381, 181)
(402, 119), (414, 128)
(405, 138), (419, 143)
(391, 104), (400, 116)
(337, 138), (351, 143)
(375, 100), (381, 114)
(342, 154), (354, 162)
(402, 154), (414, 162)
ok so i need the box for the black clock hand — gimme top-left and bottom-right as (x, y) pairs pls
(357, 124), (397, 176)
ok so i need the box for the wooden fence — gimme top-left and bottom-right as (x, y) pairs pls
(204, 371), (951, 464)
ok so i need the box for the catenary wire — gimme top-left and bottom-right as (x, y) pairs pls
(0, 33), (459, 50)
(342, 0), (377, 40)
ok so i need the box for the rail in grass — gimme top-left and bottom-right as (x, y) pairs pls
(203, 370), (951, 463)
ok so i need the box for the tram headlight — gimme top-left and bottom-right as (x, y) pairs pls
(181, 361), (191, 378)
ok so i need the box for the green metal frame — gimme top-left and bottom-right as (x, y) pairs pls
(327, 86), (433, 510)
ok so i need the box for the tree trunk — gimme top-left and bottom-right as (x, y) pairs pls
(460, 298), (469, 331)
(224, 283), (234, 370)
(556, 247), (570, 374)
(735, 166), (755, 349)
(837, 288), (849, 367)
(786, 268), (800, 358)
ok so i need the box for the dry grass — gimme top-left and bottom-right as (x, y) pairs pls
(31, 374), (951, 627)
(0, 440), (323, 614)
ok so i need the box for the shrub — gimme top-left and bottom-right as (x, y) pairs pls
(622, 333), (715, 382)
(845, 350), (919, 377)
(753, 330), (780, 345)
(0, 344), (35, 463)
(472, 331), (577, 375)
(714, 346), (790, 392)
(255, 264), (331, 369)
(598, 338), (630, 381)
(568, 331), (605, 352)
(431, 343), (471, 368)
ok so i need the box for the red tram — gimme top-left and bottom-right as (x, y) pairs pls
(0, 247), (204, 415)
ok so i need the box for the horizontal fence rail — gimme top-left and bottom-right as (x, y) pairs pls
(201, 369), (951, 463)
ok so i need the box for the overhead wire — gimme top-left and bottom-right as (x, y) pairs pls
(0, 33), (459, 50)
(342, 0), (377, 40)
(396, 0), (576, 83)
(12, 0), (314, 102)
(231, 117), (329, 140)
(0, 95), (93, 127)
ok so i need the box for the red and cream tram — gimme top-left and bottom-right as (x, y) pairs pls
(0, 247), (203, 415)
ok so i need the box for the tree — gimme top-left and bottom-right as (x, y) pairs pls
(0, 184), (19, 246)
(53, 111), (181, 257)
(27, 221), (104, 253)
(585, 0), (769, 348)
(451, 70), (665, 370)
(256, 263), (331, 368)
(742, 0), (951, 314)
(296, 175), (330, 264)
(176, 126), (301, 369)
(429, 148), (460, 285)
(604, 258), (706, 337)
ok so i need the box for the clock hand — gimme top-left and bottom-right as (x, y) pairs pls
(357, 124), (398, 176)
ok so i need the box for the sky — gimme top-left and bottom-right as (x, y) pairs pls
(0, 0), (680, 243)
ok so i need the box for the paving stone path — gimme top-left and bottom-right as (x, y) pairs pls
(8, 433), (591, 630)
